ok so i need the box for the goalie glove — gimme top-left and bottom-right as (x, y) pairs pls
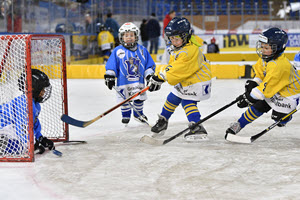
(104, 74), (115, 90)
(34, 140), (45, 154)
(148, 75), (164, 92)
(39, 136), (55, 150)
(237, 92), (258, 108)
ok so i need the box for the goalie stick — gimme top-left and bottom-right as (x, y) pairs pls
(61, 86), (149, 128)
(225, 108), (298, 144)
(113, 86), (150, 126)
(140, 97), (240, 146)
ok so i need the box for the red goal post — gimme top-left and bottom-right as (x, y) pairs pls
(0, 34), (69, 162)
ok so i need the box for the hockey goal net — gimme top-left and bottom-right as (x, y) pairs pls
(0, 34), (68, 162)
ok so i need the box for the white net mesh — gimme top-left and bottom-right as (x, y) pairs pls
(0, 35), (67, 161)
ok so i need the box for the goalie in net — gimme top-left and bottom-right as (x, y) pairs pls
(0, 69), (55, 156)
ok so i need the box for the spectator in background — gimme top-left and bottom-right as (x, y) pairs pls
(85, 13), (93, 33)
(207, 37), (219, 53)
(140, 19), (149, 49)
(7, 11), (22, 32)
(105, 13), (120, 46)
(163, 10), (176, 37)
(147, 13), (161, 54)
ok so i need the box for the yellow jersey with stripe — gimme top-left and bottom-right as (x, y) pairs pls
(156, 41), (212, 87)
(97, 30), (115, 51)
(251, 54), (300, 99)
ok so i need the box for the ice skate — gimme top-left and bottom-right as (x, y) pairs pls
(151, 114), (168, 138)
(184, 122), (208, 142)
(226, 122), (241, 135)
(122, 117), (130, 126)
(134, 114), (148, 124)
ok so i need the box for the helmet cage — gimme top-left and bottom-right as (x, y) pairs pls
(36, 85), (52, 103)
(256, 41), (278, 62)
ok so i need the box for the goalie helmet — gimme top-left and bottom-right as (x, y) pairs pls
(164, 17), (192, 49)
(256, 27), (288, 62)
(118, 22), (139, 50)
(18, 69), (52, 103)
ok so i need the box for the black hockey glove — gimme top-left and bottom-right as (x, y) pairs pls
(148, 75), (164, 92)
(39, 136), (55, 150)
(104, 74), (115, 90)
(237, 93), (258, 108)
(145, 74), (153, 85)
(34, 140), (45, 154)
(245, 80), (258, 93)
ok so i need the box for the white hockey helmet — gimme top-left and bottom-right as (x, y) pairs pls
(118, 22), (139, 49)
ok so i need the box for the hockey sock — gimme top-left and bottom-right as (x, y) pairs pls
(181, 100), (201, 123)
(121, 103), (131, 119)
(133, 100), (144, 117)
(161, 92), (181, 120)
(238, 105), (264, 128)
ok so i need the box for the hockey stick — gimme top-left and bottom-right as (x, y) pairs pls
(61, 86), (149, 128)
(52, 149), (63, 157)
(113, 86), (150, 126)
(140, 97), (240, 146)
(225, 108), (298, 144)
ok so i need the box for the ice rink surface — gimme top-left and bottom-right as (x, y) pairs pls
(1, 78), (300, 200)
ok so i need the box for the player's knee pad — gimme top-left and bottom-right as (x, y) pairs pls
(271, 110), (292, 126)
(253, 100), (271, 113)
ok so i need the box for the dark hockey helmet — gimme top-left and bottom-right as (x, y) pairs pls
(164, 17), (192, 49)
(96, 23), (106, 33)
(256, 27), (288, 62)
(18, 69), (52, 103)
(31, 69), (52, 103)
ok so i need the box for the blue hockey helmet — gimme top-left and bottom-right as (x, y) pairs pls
(256, 27), (288, 62)
(164, 17), (192, 48)
(294, 51), (300, 69)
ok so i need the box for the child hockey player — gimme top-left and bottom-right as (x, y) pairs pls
(294, 51), (300, 71)
(0, 69), (55, 155)
(104, 22), (155, 125)
(148, 17), (212, 142)
(96, 23), (115, 63)
(226, 28), (300, 136)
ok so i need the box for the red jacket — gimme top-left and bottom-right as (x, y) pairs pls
(163, 14), (172, 36)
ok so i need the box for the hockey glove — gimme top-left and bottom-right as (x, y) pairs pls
(39, 136), (55, 150)
(148, 75), (164, 92)
(245, 80), (258, 93)
(237, 93), (258, 108)
(34, 140), (45, 154)
(104, 74), (115, 90)
(145, 74), (153, 85)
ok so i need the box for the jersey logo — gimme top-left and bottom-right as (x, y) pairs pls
(125, 57), (141, 81)
(202, 84), (211, 95)
(117, 49), (125, 59)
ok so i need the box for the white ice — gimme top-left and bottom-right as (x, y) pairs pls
(1, 78), (300, 200)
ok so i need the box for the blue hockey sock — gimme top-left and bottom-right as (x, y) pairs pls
(238, 106), (264, 128)
(161, 92), (181, 120)
(181, 100), (201, 123)
(121, 103), (131, 119)
(133, 100), (144, 117)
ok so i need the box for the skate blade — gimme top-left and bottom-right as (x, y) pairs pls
(184, 134), (209, 142)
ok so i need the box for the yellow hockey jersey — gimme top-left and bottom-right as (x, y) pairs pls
(252, 54), (300, 99)
(156, 41), (211, 87)
(97, 30), (115, 51)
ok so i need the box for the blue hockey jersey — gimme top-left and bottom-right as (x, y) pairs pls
(105, 44), (155, 100)
(0, 95), (42, 145)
